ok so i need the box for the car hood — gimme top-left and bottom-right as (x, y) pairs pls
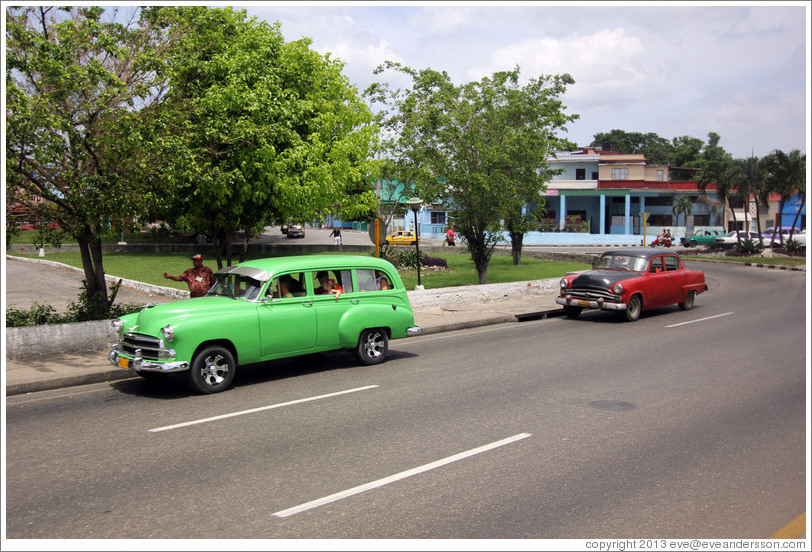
(126, 296), (253, 334)
(571, 270), (641, 289)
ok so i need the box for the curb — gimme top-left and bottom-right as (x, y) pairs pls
(6, 368), (133, 396)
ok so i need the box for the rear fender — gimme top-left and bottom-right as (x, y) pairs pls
(337, 303), (412, 345)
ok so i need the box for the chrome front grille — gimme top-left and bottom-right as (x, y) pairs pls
(121, 333), (162, 360)
(566, 286), (616, 302)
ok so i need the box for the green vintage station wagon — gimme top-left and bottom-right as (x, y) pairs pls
(109, 255), (421, 394)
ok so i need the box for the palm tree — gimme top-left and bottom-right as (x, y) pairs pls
(696, 133), (741, 241)
(735, 155), (766, 247)
(672, 195), (693, 230)
(762, 149), (806, 245)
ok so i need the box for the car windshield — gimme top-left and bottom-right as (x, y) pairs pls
(595, 254), (648, 272)
(207, 274), (263, 301)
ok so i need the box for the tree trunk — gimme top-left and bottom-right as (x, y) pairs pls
(76, 227), (109, 319)
(239, 231), (250, 264)
(788, 194), (805, 240)
(509, 230), (523, 265)
(464, 228), (493, 285)
(772, 199), (786, 247)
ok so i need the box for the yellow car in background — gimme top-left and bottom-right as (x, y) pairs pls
(384, 230), (421, 245)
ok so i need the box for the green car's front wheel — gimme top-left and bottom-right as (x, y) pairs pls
(188, 345), (236, 394)
(355, 328), (389, 365)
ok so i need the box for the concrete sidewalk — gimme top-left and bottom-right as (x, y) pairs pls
(4, 255), (565, 396)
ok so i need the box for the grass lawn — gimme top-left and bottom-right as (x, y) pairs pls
(680, 253), (807, 269)
(8, 250), (590, 292)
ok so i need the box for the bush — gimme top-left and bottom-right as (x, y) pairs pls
(5, 281), (143, 327)
(396, 248), (422, 270)
(372, 244), (399, 267)
(735, 238), (762, 256)
(783, 238), (805, 254)
(421, 254), (448, 269)
(6, 303), (65, 327)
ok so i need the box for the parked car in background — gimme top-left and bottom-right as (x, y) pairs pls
(714, 230), (761, 247)
(384, 230), (420, 245)
(109, 255), (421, 394)
(286, 224), (305, 239)
(680, 228), (725, 247)
(787, 229), (806, 247)
(556, 248), (708, 322)
(761, 226), (798, 245)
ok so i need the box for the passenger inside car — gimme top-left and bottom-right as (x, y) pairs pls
(375, 270), (390, 290)
(314, 270), (343, 297)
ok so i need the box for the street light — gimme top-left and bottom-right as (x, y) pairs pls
(405, 197), (423, 290)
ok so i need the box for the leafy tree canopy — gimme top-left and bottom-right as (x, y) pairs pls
(366, 63), (577, 283)
(6, 6), (171, 315)
(141, 6), (379, 266)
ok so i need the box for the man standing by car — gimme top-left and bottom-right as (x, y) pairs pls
(163, 254), (216, 298)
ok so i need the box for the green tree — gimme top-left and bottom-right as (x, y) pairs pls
(590, 129), (671, 164)
(672, 195), (693, 228)
(6, 6), (169, 317)
(696, 133), (741, 240)
(367, 64), (576, 282)
(761, 149), (806, 245)
(142, 7), (379, 267)
(668, 136), (705, 180)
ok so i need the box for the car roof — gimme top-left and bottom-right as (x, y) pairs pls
(602, 248), (678, 260)
(217, 255), (396, 280)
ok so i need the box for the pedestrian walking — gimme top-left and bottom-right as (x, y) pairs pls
(446, 226), (456, 246)
(163, 254), (216, 298)
(330, 227), (342, 246)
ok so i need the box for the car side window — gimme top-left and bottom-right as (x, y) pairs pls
(312, 269), (353, 295)
(268, 273), (307, 299)
(649, 257), (664, 273)
(663, 256), (680, 271)
(356, 269), (378, 292)
(337, 270), (353, 293)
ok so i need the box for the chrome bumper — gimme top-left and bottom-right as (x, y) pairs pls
(407, 326), (422, 337)
(109, 345), (190, 373)
(556, 296), (627, 312)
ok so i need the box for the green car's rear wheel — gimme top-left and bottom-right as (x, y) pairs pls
(355, 328), (388, 365)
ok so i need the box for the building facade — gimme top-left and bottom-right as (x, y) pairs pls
(381, 147), (802, 244)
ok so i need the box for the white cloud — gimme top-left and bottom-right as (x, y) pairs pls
(242, 3), (808, 158)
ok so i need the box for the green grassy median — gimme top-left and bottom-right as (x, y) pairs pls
(8, 250), (590, 292)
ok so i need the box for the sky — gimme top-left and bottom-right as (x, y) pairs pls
(234, 1), (809, 160)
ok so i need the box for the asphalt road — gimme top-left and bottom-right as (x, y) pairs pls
(4, 262), (806, 540)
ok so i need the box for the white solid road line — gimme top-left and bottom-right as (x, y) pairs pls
(273, 433), (532, 518)
(666, 312), (734, 328)
(148, 385), (379, 432)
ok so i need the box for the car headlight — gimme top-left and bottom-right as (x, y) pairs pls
(112, 319), (123, 335)
(559, 278), (569, 290)
(161, 325), (175, 342)
(611, 283), (623, 295)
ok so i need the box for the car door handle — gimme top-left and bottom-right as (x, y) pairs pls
(351, 299), (360, 304)
(303, 302), (313, 307)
